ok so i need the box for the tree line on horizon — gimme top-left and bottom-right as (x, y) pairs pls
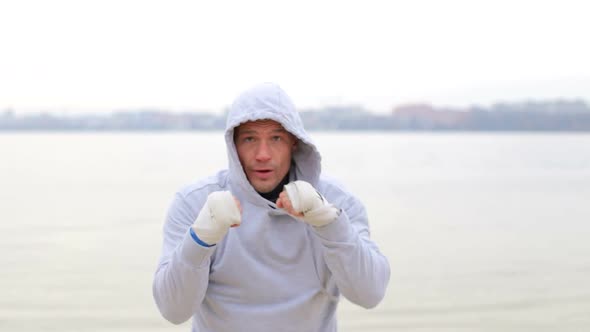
(1, 99), (589, 131)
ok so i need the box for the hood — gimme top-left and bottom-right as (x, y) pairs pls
(224, 83), (322, 206)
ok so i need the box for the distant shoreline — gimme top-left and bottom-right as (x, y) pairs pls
(2, 99), (590, 131)
(2, 129), (590, 134)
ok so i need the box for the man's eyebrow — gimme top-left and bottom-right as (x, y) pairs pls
(237, 128), (288, 135)
(236, 129), (256, 135)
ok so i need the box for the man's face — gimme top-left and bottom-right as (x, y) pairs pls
(234, 120), (297, 193)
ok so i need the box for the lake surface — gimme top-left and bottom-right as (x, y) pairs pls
(1, 132), (589, 331)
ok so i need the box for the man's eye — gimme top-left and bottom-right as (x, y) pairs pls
(272, 136), (282, 141)
(243, 137), (255, 143)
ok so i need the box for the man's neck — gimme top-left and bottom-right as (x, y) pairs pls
(258, 171), (290, 203)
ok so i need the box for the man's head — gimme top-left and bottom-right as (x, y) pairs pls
(234, 119), (298, 193)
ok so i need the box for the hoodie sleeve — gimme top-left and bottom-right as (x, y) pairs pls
(152, 193), (216, 324)
(310, 191), (391, 309)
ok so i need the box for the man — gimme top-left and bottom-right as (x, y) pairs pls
(152, 83), (390, 331)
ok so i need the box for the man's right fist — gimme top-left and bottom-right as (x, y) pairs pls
(191, 191), (242, 246)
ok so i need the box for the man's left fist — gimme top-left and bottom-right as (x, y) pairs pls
(277, 180), (340, 227)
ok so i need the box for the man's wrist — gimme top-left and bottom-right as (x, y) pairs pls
(190, 227), (216, 247)
(310, 211), (353, 242)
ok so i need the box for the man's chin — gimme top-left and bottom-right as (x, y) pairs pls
(252, 181), (278, 194)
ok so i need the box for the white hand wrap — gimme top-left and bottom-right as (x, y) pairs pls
(284, 180), (339, 227)
(191, 191), (241, 245)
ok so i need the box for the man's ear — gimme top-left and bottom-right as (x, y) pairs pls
(292, 137), (298, 151)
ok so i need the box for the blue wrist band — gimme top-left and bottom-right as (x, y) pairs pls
(189, 227), (215, 247)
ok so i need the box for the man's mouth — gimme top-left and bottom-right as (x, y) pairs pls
(252, 169), (273, 178)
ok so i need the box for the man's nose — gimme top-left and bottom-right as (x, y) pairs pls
(255, 141), (272, 162)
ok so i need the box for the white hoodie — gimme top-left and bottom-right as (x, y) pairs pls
(152, 83), (390, 332)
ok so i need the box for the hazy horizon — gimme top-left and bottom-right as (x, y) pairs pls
(3, 93), (590, 116)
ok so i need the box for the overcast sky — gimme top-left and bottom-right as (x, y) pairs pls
(1, 0), (589, 113)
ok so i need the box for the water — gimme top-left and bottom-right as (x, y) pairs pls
(1, 132), (589, 331)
